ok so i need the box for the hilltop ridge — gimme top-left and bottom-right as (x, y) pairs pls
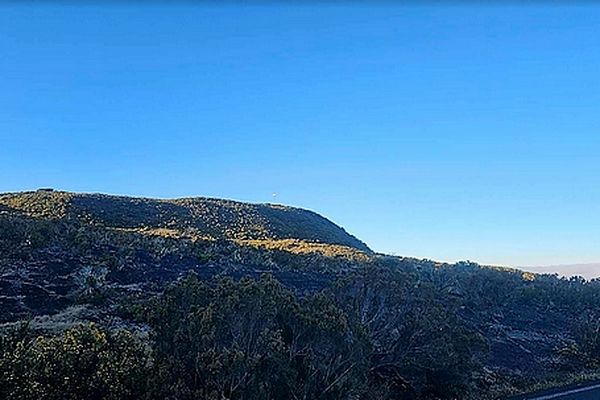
(0, 190), (370, 252)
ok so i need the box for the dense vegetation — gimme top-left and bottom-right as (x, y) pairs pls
(0, 323), (149, 400)
(2, 269), (483, 400)
(5, 266), (600, 399)
(2, 190), (600, 399)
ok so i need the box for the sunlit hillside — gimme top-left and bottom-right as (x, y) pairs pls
(2, 191), (600, 399)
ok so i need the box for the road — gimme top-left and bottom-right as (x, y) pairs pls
(510, 382), (600, 400)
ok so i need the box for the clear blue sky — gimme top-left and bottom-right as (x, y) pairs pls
(1, 4), (599, 267)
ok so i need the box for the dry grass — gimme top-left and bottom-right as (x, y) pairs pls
(235, 238), (372, 261)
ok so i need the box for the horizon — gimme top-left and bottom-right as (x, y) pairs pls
(2, 4), (600, 271)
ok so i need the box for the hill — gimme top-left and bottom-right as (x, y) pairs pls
(523, 263), (600, 280)
(0, 190), (372, 322)
(0, 190), (369, 250)
(2, 190), (600, 400)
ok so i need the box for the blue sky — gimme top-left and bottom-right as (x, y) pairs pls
(1, 4), (599, 267)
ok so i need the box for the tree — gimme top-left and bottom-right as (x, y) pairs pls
(0, 323), (150, 400)
(331, 265), (484, 399)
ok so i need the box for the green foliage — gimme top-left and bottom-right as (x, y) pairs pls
(143, 273), (369, 400)
(0, 323), (150, 400)
(332, 266), (485, 399)
(0, 269), (491, 400)
(138, 270), (481, 400)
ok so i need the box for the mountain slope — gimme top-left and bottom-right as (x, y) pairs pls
(523, 264), (600, 280)
(0, 190), (369, 251)
(0, 190), (371, 323)
(2, 190), (600, 399)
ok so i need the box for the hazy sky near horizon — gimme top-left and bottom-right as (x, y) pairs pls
(1, 4), (599, 268)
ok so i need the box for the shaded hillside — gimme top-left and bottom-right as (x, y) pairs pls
(2, 190), (600, 399)
(0, 190), (371, 323)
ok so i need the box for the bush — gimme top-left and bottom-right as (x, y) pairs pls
(0, 323), (150, 400)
